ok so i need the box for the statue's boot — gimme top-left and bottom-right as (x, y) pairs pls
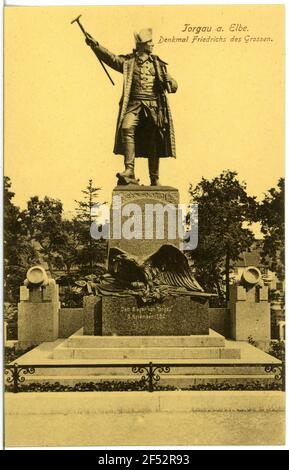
(149, 157), (161, 186)
(118, 129), (136, 180)
(118, 149), (135, 179)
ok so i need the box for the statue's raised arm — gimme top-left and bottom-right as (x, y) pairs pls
(85, 33), (125, 73)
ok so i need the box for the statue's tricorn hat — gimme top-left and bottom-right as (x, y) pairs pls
(134, 28), (153, 44)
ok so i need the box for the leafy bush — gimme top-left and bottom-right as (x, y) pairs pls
(5, 380), (145, 393)
(5, 344), (35, 364)
(4, 303), (18, 323)
(247, 335), (257, 347)
(58, 271), (106, 308)
(268, 340), (285, 362)
(187, 381), (282, 391)
(59, 286), (84, 308)
(5, 379), (282, 393)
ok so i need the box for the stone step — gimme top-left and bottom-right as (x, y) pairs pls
(66, 332), (225, 349)
(17, 373), (275, 388)
(53, 346), (241, 360)
(10, 336), (282, 390)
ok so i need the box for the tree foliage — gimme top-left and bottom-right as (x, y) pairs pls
(4, 177), (37, 301)
(259, 178), (285, 280)
(4, 177), (107, 303)
(188, 170), (258, 303)
(24, 196), (69, 276)
(74, 179), (107, 272)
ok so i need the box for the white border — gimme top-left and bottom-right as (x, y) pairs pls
(3, 1), (287, 5)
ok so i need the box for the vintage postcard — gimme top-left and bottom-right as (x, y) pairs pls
(3, 3), (285, 449)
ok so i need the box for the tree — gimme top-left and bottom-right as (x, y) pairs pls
(4, 177), (37, 302)
(24, 196), (69, 276)
(259, 178), (284, 280)
(4, 177), (107, 304)
(56, 218), (81, 276)
(74, 179), (107, 273)
(188, 170), (258, 303)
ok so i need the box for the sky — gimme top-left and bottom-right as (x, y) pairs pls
(4, 4), (284, 221)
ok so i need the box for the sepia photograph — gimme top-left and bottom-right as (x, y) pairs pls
(3, 1), (285, 449)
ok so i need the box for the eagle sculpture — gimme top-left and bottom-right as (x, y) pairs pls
(96, 244), (210, 304)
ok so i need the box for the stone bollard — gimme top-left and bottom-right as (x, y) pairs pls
(270, 298), (285, 339)
(229, 266), (271, 350)
(278, 321), (286, 341)
(18, 266), (60, 347)
(4, 321), (8, 345)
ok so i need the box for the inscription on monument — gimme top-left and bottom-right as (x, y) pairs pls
(102, 296), (209, 336)
(120, 304), (173, 321)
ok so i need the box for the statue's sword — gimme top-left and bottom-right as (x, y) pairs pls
(71, 15), (115, 86)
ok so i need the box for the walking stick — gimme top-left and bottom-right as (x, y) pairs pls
(71, 15), (115, 86)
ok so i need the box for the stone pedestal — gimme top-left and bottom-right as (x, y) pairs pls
(229, 284), (271, 347)
(18, 280), (60, 345)
(84, 294), (209, 336)
(109, 185), (181, 260)
(103, 295), (209, 336)
(83, 295), (102, 335)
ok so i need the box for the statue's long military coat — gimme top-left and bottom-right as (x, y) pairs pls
(89, 42), (177, 158)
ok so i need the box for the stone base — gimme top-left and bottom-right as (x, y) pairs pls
(229, 284), (271, 347)
(11, 329), (282, 388)
(103, 296), (209, 336)
(230, 302), (271, 343)
(53, 329), (240, 360)
(83, 295), (210, 336)
(18, 302), (59, 343)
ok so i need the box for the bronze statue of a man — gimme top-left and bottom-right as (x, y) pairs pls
(85, 28), (178, 186)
